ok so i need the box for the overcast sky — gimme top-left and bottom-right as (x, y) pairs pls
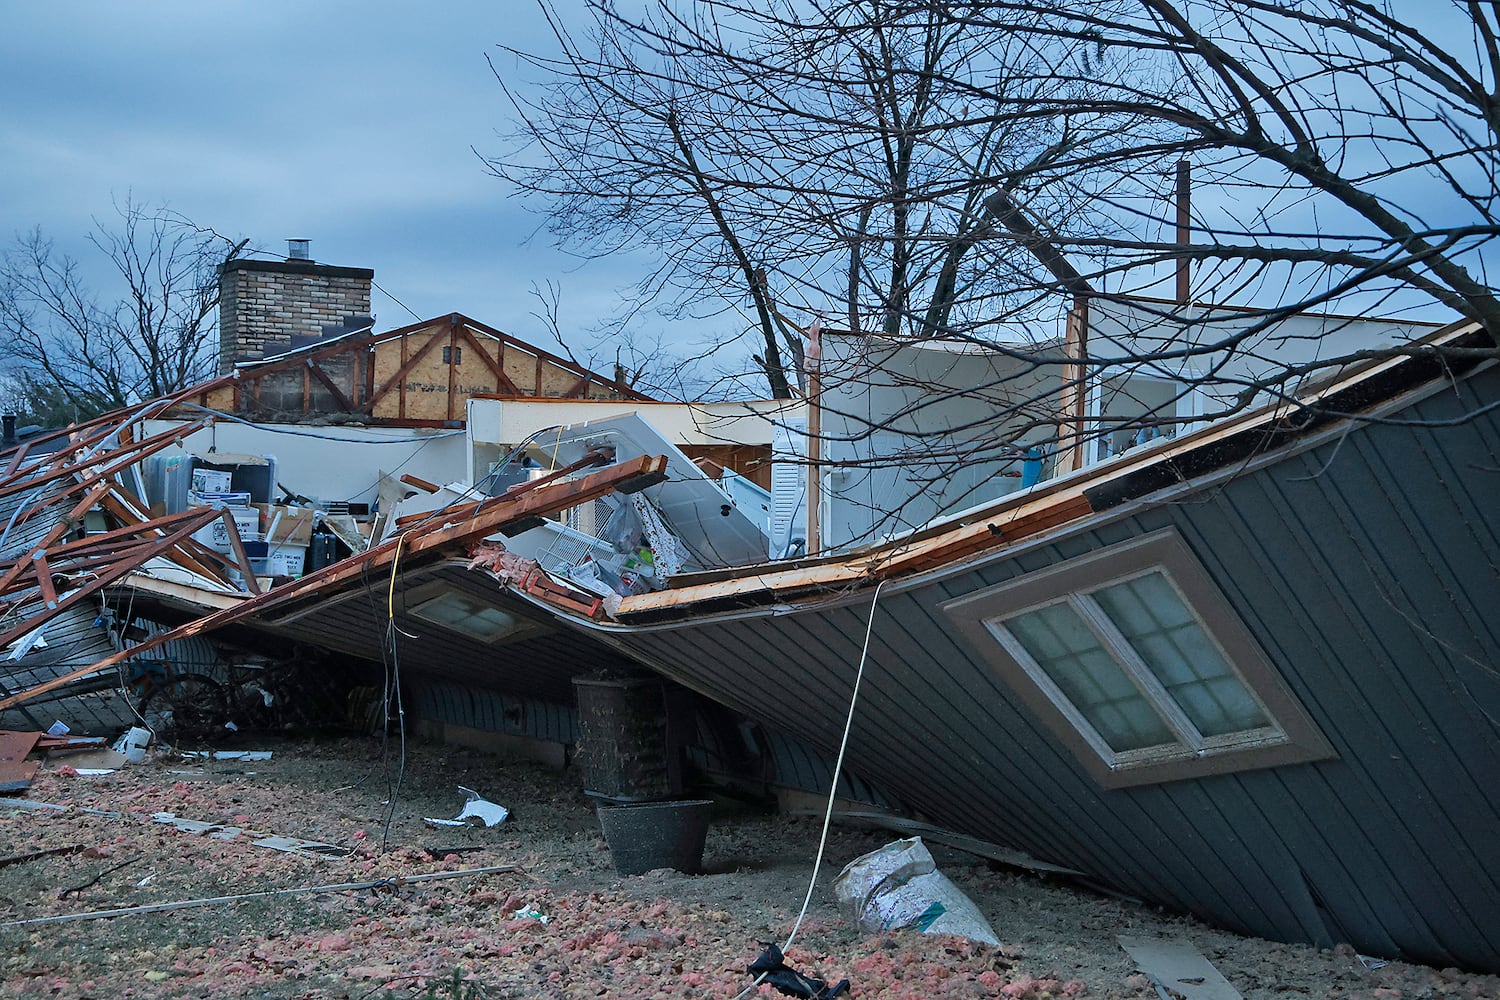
(0, 2), (676, 368)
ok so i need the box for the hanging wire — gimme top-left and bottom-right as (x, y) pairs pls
(732, 579), (887, 998)
(378, 533), (410, 853)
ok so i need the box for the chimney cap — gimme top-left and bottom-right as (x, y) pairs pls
(286, 239), (312, 261)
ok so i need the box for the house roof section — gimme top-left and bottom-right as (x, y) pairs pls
(0, 452), (671, 712)
(182, 313), (653, 427)
(609, 317), (1492, 622)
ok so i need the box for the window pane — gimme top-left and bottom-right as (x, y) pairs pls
(1004, 602), (1175, 751)
(412, 593), (520, 641)
(1093, 573), (1268, 736)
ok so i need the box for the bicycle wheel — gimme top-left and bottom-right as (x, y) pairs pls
(138, 673), (229, 745)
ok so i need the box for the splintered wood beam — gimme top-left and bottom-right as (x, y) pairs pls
(872, 494), (1095, 577)
(96, 492), (232, 587)
(614, 563), (870, 618)
(392, 454), (663, 564)
(392, 450), (612, 529)
(0, 454), (670, 711)
(0, 420), (202, 501)
(614, 491), (1098, 620)
(31, 553), (57, 610)
(2, 440), (37, 479)
(219, 508), (261, 597)
(0, 506), (221, 653)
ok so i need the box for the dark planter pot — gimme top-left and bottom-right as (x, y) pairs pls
(596, 799), (713, 875)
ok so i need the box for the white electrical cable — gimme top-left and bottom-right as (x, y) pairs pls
(731, 578), (886, 999)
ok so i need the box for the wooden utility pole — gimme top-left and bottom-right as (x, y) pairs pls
(1176, 159), (1192, 304)
(804, 319), (822, 556)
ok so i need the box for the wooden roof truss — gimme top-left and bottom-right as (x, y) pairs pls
(0, 453), (670, 712)
(192, 313), (653, 426)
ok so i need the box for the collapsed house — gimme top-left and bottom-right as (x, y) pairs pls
(1, 247), (1496, 972)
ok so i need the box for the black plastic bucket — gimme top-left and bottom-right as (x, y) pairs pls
(596, 799), (713, 875)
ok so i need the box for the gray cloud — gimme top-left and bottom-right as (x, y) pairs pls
(0, 0), (703, 371)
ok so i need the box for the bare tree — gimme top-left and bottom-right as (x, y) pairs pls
(954, 0), (1500, 340)
(491, 0), (1500, 549)
(0, 199), (246, 422)
(486, 1), (1127, 398)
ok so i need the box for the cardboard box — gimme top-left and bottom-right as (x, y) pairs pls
(264, 543), (307, 578)
(189, 489), (253, 510)
(191, 508), (262, 553)
(253, 504), (316, 546)
(190, 468), (232, 494)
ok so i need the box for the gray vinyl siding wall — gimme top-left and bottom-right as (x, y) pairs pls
(601, 364), (1500, 970)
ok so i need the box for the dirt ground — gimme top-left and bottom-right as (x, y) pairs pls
(1, 735), (1495, 999)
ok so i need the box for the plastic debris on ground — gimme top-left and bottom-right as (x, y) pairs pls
(422, 785), (509, 828)
(746, 943), (849, 999)
(510, 906), (549, 924)
(109, 726), (151, 764)
(150, 812), (349, 857)
(831, 836), (1001, 946)
(1117, 936), (1243, 1000)
(181, 750), (273, 761)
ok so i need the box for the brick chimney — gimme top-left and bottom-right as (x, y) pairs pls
(218, 245), (374, 372)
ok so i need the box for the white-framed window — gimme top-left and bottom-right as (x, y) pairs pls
(944, 529), (1334, 787)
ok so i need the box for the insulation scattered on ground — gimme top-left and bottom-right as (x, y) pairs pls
(1, 737), (1495, 999)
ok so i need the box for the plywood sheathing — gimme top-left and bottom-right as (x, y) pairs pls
(214, 314), (651, 426)
(373, 324), (457, 421)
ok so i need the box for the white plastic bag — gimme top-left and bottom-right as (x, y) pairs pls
(831, 837), (1000, 945)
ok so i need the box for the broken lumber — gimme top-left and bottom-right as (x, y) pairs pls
(0, 455), (668, 711)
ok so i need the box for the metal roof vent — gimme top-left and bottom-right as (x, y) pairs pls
(286, 239), (311, 261)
